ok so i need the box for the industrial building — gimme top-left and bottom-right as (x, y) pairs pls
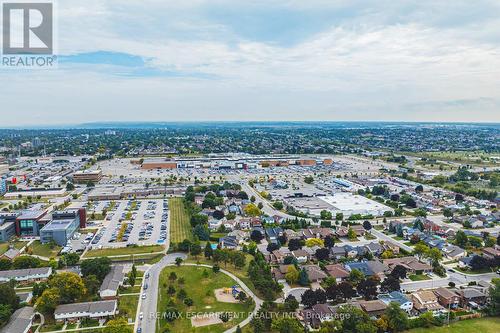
(0, 213), (17, 242)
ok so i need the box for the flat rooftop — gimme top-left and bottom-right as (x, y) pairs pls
(41, 218), (76, 231)
(319, 193), (390, 211)
(17, 210), (46, 220)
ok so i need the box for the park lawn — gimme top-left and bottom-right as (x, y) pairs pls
(30, 240), (61, 258)
(409, 274), (431, 281)
(13, 240), (29, 250)
(157, 265), (254, 333)
(0, 243), (9, 255)
(185, 253), (260, 298)
(84, 245), (164, 257)
(119, 285), (142, 294)
(40, 323), (64, 332)
(118, 294), (139, 321)
(170, 197), (193, 244)
(404, 317), (500, 333)
(66, 323), (78, 329)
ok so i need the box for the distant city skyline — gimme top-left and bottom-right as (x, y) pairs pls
(1, 0), (500, 126)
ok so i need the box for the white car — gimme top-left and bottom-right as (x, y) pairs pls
(141, 293), (147, 299)
(139, 312), (143, 320)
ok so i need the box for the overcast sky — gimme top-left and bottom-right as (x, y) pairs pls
(1, 0), (500, 126)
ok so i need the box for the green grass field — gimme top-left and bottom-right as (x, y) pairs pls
(84, 244), (164, 257)
(404, 317), (500, 333)
(30, 241), (62, 258)
(118, 294), (140, 321)
(185, 253), (259, 298)
(170, 197), (193, 243)
(157, 265), (254, 333)
(409, 274), (431, 281)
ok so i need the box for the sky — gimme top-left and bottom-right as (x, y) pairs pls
(1, 0), (500, 126)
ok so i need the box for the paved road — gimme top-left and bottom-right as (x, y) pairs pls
(134, 252), (187, 333)
(370, 228), (413, 252)
(401, 270), (499, 292)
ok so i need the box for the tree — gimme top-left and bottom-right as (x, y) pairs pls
(104, 317), (132, 333)
(284, 295), (299, 312)
(336, 305), (376, 333)
(357, 278), (378, 300)
(212, 264), (220, 273)
(305, 238), (324, 247)
(271, 317), (303, 333)
(0, 304), (12, 327)
(381, 276), (400, 293)
(49, 272), (86, 304)
(470, 255), (489, 271)
(413, 243), (430, 260)
(385, 302), (408, 332)
(244, 203), (261, 217)
(267, 242), (279, 252)
(348, 269), (365, 286)
(204, 242), (213, 259)
(12, 255), (41, 269)
(36, 287), (60, 314)
(175, 257), (183, 266)
(128, 265), (137, 287)
(304, 176), (314, 184)
(427, 247), (442, 267)
(324, 235), (335, 249)
(320, 210), (333, 220)
(273, 201), (284, 210)
(84, 274), (100, 296)
(363, 220), (372, 230)
(193, 224), (210, 241)
(190, 242), (202, 257)
(301, 289), (317, 308)
(487, 278), (500, 315)
(298, 268), (309, 286)
(80, 257), (111, 282)
(62, 253), (80, 266)
(0, 283), (19, 311)
(337, 281), (356, 301)
(347, 228), (357, 240)
(213, 210), (225, 220)
(0, 258), (11, 271)
(391, 265), (407, 280)
(285, 265), (299, 284)
(315, 248), (330, 261)
(288, 238), (302, 251)
(250, 230), (264, 243)
(455, 230), (468, 248)
(415, 185), (424, 192)
(443, 208), (453, 218)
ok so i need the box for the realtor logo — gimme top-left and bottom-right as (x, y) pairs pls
(1, 1), (56, 67)
(2, 2), (52, 54)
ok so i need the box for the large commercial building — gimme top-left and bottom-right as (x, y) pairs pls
(40, 209), (86, 246)
(0, 178), (6, 195)
(140, 156), (334, 170)
(0, 213), (18, 242)
(72, 170), (102, 183)
(15, 209), (48, 237)
(285, 193), (394, 218)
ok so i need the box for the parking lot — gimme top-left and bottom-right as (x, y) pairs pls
(89, 198), (168, 249)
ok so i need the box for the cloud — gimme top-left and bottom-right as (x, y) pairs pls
(1, 0), (500, 125)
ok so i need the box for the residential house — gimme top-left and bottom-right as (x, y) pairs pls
(283, 229), (300, 240)
(335, 226), (349, 238)
(0, 306), (34, 333)
(292, 249), (309, 263)
(350, 224), (366, 237)
(299, 303), (337, 329)
(54, 300), (117, 322)
(271, 249), (287, 264)
(364, 242), (383, 256)
(303, 265), (328, 283)
(482, 247), (500, 260)
(441, 244), (466, 261)
(238, 218), (251, 230)
(358, 300), (388, 317)
(0, 267), (52, 282)
(219, 235), (239, 249)
(99, 265), (125, 299)
(383, 257), (433, 275)
(378, 291), (413, 313)
(458, 256), (475, 269)
(324, 264), (349, 283)
(344, 260), (389, 279)
(411, 290), (444, 314)
(330, 246), (347, 259)
(271, 265), (291, 282)
(265, 227), (283, 242)
(434, 287), (460, 309)
(456, 288), (488, 308)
